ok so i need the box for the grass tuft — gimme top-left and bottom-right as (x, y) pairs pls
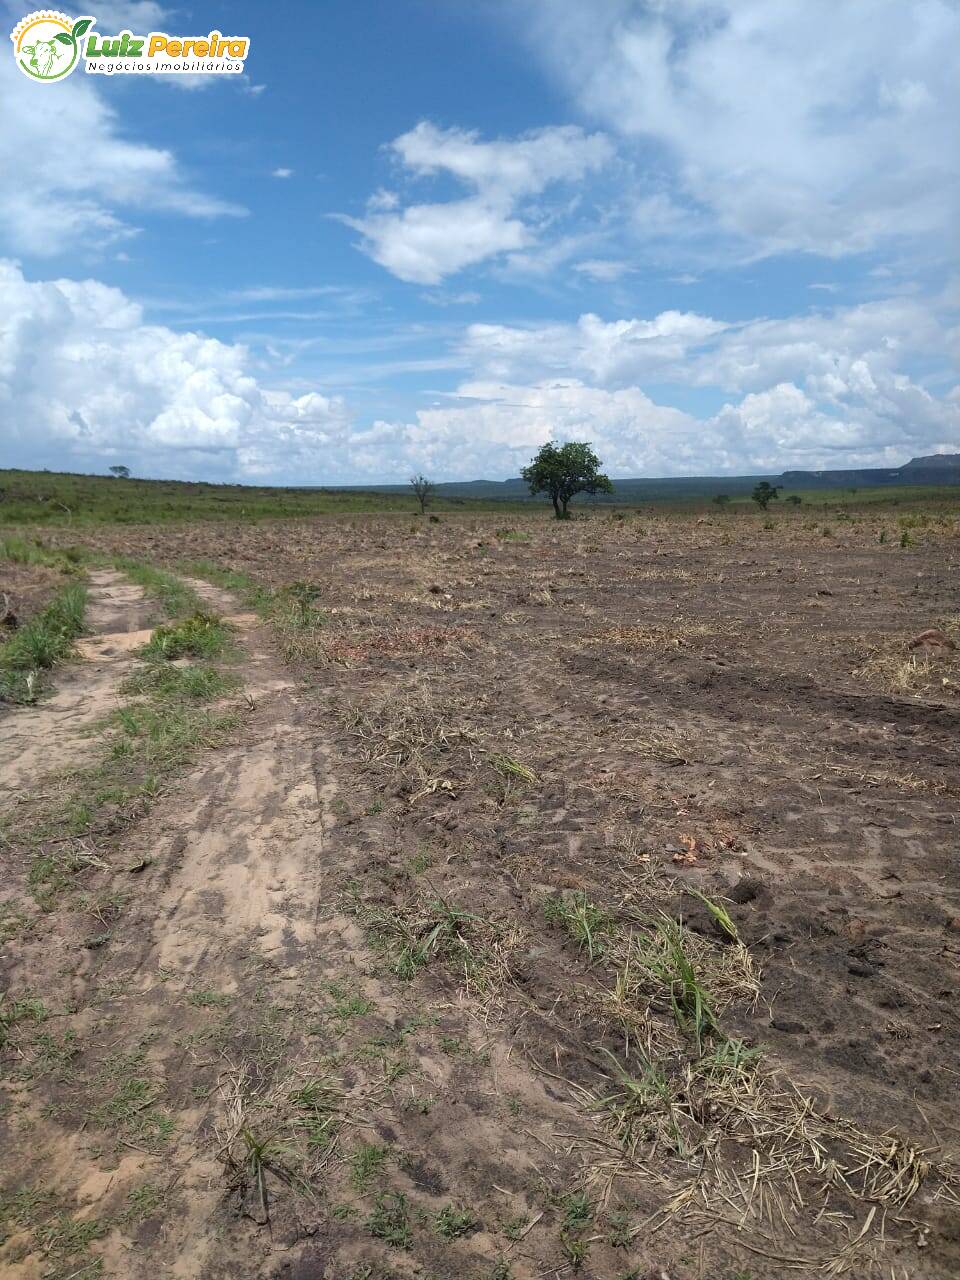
(435, 1202), (479, 1238)
(367, 1191), (412, 1248)
(140, 611), (234, 661)
(544, 892), (612, 961)
(120, 662), (239, 703)
(0, 582), (87, 703)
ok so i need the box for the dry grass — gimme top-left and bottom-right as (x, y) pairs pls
(583, 622), (715, 653)
(578, 1043), (960, 1273)
(852, 619), (959, 696)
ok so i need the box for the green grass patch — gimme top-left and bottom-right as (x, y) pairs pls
(0, 467), (532, 525)
(435, 1203), (480, 1239)
(544, 892), (612, 961)
(139, 612), (234, 661)
(120, 1182), (166, 1224)
(91, 1054), (174, 1147)
(106, 556), (201, 618)
(178, 559), (273, 612)
(348, 1141), (390, 1193)
(120, 662), (239, 703)
(636, 918), (718, 1055)
(0, 995), (48, 1048)
(488, 752), (538, 785)
(0, 581), (87, 704)
(367, 1191), (412, 1248)
(0, 535), (85, 573)
(104, 700), (243, 771)
(18, 694), (243, 909)
(287, 1077), (342, 1153)
(367, 900), (484, 981)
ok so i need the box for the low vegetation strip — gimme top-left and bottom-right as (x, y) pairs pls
(2, 602), (246, 912)
(0, 580), (87, 704)
(0, 468), (528, 526)
(0, 534), (86, 574)
(105, 556), (202, 619)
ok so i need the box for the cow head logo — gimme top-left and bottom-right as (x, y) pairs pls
(10, 11), (94, 81)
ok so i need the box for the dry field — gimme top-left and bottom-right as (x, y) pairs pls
(2, 503), (959, 1280)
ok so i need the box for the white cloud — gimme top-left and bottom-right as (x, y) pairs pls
(457, 298), (954, 402)
(343, 121), (612, 283)
(573, 259), (634, 282)
(522, 0), (960, 261)
(226, 285), (353, 302)
(373, 358), (959, 480)
(3, 258), (957, 484)
(272, 168), (294, 179)
(390, 121), (611, 199)
(421, 290), (482, 307)
(0, 261), (350, 479)
(347, 198), (530, 286)
(462, 310), (728, 383)
(370, 378), (726, 478)
(425, 297), (959, 474)
(0, 56), (243, 256)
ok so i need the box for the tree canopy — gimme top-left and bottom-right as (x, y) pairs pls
(751, 481), (782, 510)
(521, 441), (613, 519)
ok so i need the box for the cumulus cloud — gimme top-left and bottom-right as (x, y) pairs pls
(458, 298), (955, 401)
(573, 259), (634, 283)
(368, 378), (728, 478)
(0, 54), (243, 256)
(419, 298), (960, 474)
(0, 261), (349, 480)
(462, 311), (729, 383)
(521, 0), (960, 262)
(3, 257), (957, 484)
(372, 357), (959, 480)
(342, 121), (612, 283)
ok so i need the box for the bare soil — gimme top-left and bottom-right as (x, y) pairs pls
(2, 507), (959, 1280)
(0, 562), (61, 632)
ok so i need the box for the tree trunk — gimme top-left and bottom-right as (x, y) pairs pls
(551, 494), (562, 519)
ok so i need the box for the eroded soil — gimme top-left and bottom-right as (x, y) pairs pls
(2, 506), (959, 1279)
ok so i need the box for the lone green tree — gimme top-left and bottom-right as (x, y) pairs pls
(521, 441), (613, 520)
(109, 465), (131, 479)
(751, 481), (781, 511)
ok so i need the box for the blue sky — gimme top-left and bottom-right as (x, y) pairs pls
(2, 0), (958, 482)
